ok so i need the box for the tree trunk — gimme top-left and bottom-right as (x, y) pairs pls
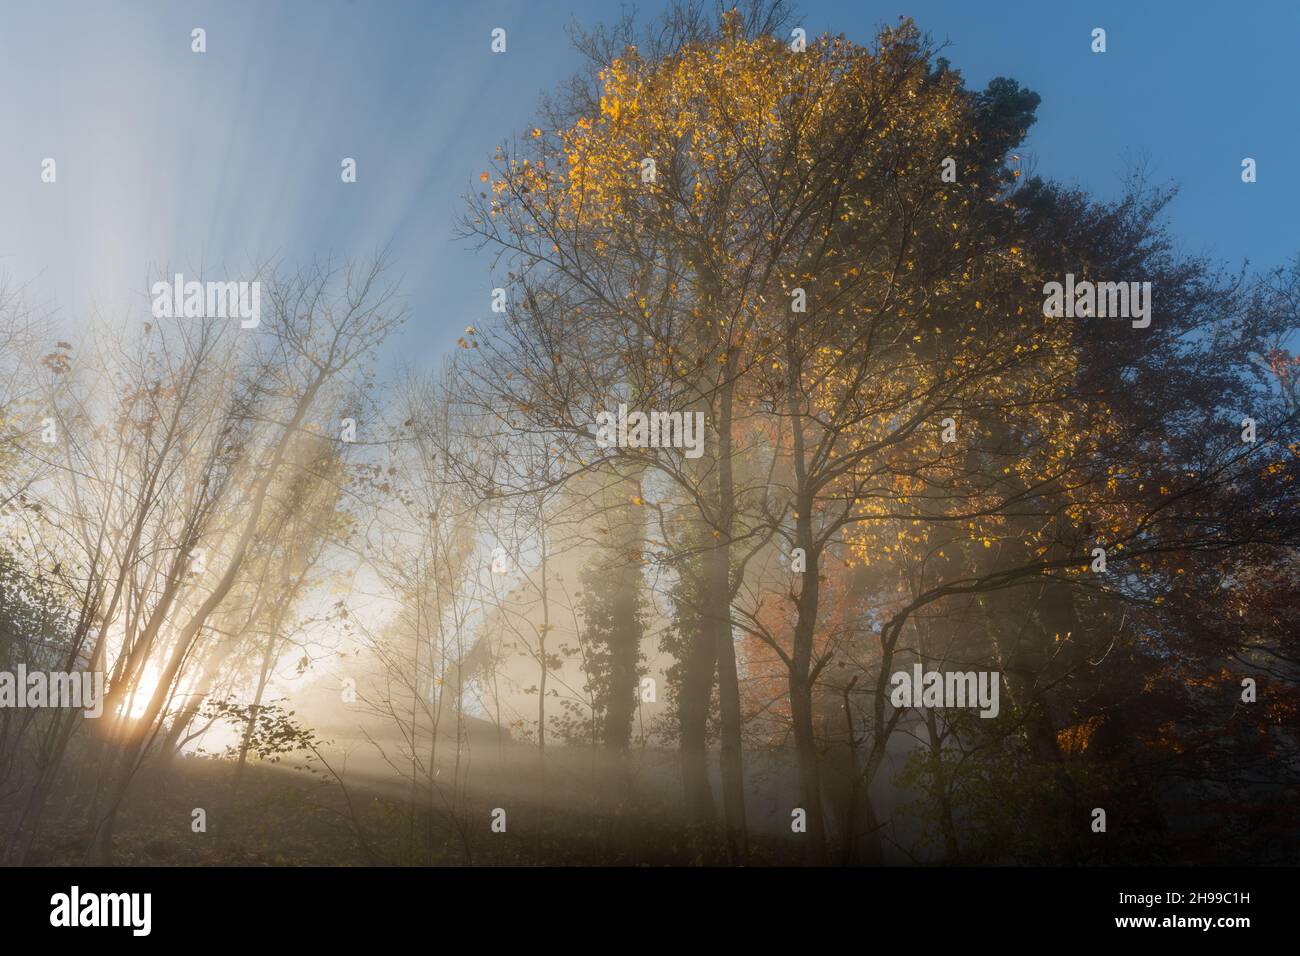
(711, 377), (747, 862)
(678, 617), (717, 842)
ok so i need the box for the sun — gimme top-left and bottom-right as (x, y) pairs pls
(122, 665), (161, 720)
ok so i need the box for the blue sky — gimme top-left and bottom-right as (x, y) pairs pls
(1, 0), (1295, 369)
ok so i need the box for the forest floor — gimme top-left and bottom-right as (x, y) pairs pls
(13, 753), (807, 866)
